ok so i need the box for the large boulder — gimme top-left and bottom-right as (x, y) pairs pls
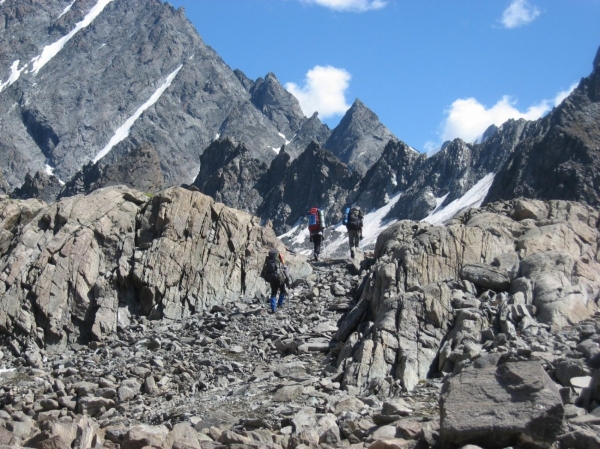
(440, 361), (564, 449)
(0, 186), (308, 348)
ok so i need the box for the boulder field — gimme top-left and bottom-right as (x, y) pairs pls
(0, 188), (599, 448)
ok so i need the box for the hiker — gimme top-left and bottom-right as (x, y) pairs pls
(307, 207), (325, 261)
(260, 249), (290, 313)
(344, 205), (364, 258)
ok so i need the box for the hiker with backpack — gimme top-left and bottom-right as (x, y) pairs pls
(260, 249), (290, 313)
(307, 207), (325, 262)
(344, 205), (364, 258)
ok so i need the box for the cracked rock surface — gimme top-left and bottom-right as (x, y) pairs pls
(1, 191), (600, 448)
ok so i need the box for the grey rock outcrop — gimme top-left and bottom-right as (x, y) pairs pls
(192, 139), (268, 214)
(0, 193), (600, 448)
(11, 170), (64, 204)
(257, 142), (361, 232)
(284, 112), (332, 159)
(351, 139), (424, 212)
(334, 198), (600, 395)
(59, 143), (165, 198)
(0, 185), (307, 347)
(194, 140), (360, 235)
(0, 171), (10, 194)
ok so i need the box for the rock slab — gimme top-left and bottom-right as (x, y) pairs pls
(440, 361), (564, 449)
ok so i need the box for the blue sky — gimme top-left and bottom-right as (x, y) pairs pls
(165, 0), (600, 153)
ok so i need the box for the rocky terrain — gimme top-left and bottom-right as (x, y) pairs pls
(2, 1), (600, 448)
(188, 42), (600, 258)
(1, 188), (600, 448)
(0, 0), (390, 201)
(2, 0), (600, 261)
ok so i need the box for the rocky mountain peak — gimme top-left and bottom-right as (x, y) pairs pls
(324, 98), (396, 175)
(481, 124), (499, 143)
(594, 44), (600, 70)
(0, 0), (309, 195)
(248, 71), (307, 140)
(283, 111), (332, 160)
(352, 138), (423, 210)
(485, 46), (600, 208)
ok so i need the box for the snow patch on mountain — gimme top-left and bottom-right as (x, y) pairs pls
(0, 60), (27, 94)
(279, 219), (310, 247)
(422, 173), (495, 225)
(322, 191), (404, 257)
(58, 0), (77, 19)
(45, 164), (66, 186)
(93, 64), (183, 163)
(31, 0), (116, 76)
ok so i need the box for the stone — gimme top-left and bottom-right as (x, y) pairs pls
(460, 263), (511, 291)
(394, 419), (422, 440)
(273, 385), (304, 402)
(440, 361), (564, 449)
(558, 429), (600, 449)
(367, 438), (413, 449)
(121, 425), (169, 449)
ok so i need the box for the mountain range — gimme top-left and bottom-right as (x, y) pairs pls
(2, 2), (600, 447)
(1, 0), (600, 255)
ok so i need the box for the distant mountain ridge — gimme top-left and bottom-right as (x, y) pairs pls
(0, 0), (377, 194)
(1, 0), (599, 259)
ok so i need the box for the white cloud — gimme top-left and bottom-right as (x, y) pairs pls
(285, 65), (351, 118)
(441, 95), (546, 143)
(501, 0), (541, 29)
(425, 83), (577, 153)
(553, 82), (578, 106)
(298, 0), (387, 12)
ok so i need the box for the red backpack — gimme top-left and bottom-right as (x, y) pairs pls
(308, 207), (325, 232)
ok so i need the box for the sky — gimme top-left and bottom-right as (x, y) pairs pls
(165, 0), (600, 153)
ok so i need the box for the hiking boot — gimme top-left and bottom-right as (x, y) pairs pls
(270, 297), (277, 313)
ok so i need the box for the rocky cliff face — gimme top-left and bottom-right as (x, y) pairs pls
(258, 142), (362, 231)
(0, 0), (323, 194)
(11, 170), (64, 204)
(58, 143), (166, 199)
(192, 139), (268, 215)
(486, 50), (600, 207)
(193, 139), (360, 234)
(0, 186), (309, 349)
(335, 198), (600, 396)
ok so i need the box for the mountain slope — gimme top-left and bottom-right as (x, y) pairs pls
(0, 0), (314, 192)
(486, 48), (600, 206)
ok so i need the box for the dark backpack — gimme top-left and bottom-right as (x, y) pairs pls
(346, 208), (362, 230)
(263, 250), (286, 284)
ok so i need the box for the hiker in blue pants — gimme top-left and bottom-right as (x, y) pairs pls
(260, 249), (290, 313)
